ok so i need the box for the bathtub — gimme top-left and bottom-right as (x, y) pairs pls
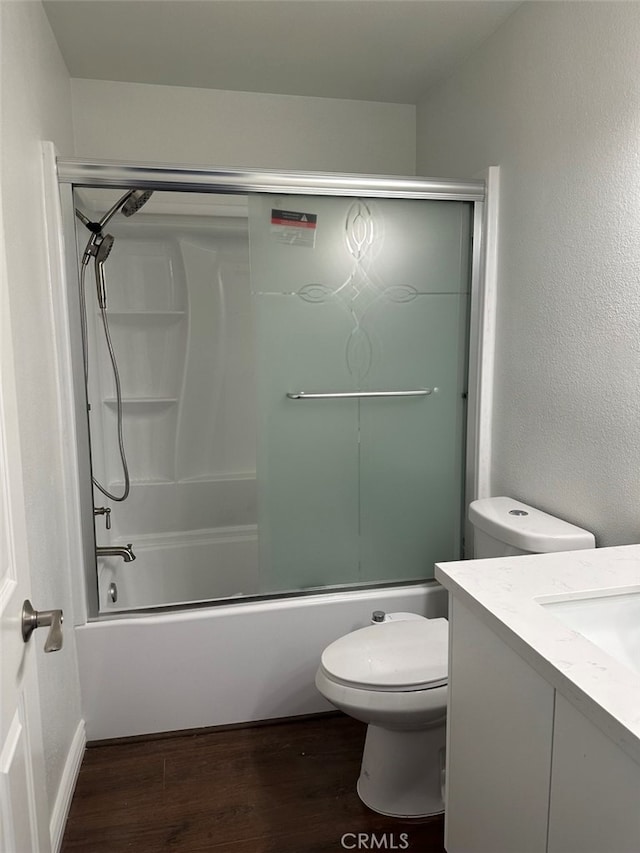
(98, 475), (259, 610)
(75, 581), (447, 740)
(98, 524), (259, 610)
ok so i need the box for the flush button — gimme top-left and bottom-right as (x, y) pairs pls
(509, 509), (528, 516)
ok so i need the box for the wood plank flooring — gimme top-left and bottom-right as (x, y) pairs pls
(62, 714), (445, 852)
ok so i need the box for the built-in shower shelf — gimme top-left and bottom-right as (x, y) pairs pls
(103, 311), (185, 321)
(107, 477), (176, 487)
(103, 397), (178, 408)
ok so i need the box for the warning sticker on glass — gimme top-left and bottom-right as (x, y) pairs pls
(271, 209), (317, 248)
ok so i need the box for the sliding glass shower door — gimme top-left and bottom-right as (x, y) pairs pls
(250, 195), (471, 592)
(74, 182), (472, 613)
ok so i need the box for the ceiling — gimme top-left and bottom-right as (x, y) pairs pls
(44, 0), (520, 105)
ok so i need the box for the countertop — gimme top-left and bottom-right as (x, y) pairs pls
(435, 544), (640, 764)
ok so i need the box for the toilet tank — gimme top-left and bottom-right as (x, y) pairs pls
(469, 496), (595, 558)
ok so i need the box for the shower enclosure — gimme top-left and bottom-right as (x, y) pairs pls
(59, 161), (486, 620)
(54, 159), (493, 737)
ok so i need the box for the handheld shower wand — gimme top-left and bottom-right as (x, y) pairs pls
(94, 234), (115, 309)
(74, 189), (154, 503)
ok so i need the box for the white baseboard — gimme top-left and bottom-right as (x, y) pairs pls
(50, 719), (86, 853)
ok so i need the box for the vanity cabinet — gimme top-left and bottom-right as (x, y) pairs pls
(547, 693), (640, 852)
(445, 598), (640, 853)
(445, 598), (554, 853)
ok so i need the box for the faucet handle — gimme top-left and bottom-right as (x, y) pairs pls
(94, 506), (111, 530)
(21, 600), (64, 653)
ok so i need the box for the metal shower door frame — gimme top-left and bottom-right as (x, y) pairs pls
(57, 158), (493, 618)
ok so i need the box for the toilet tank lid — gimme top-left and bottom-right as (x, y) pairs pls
(469, 497), (595, 553)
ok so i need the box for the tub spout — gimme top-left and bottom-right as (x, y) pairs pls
(96, 544), (136, 562)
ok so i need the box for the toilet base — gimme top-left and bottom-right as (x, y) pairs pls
(357, 723), (446, 818)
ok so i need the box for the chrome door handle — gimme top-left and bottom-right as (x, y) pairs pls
(21, 600), (64, 653)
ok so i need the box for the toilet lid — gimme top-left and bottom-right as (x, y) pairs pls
(320, 618), (448, 692)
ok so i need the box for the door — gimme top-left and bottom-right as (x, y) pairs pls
(0, 208), (51, 850)
(249, 194), (471, 592)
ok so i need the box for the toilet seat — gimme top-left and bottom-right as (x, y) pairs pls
(320, 618), (448, 692)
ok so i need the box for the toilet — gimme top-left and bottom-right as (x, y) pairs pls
(315, 496), (595, 819)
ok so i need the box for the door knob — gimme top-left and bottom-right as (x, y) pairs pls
(21, 600), (64, 653)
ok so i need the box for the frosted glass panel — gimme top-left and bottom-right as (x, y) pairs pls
(255, 295), (359, 591)
(250, 194), (471, 592)
(249, 196), (470, 295)
(359, 294), (468, 581)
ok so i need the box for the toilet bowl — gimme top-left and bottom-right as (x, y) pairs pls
(315, 616), (448, 818)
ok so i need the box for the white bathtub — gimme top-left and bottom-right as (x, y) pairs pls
(75, 581), (447, 740)
(97, 475), (259, 609)
(99, 524), (259, 611)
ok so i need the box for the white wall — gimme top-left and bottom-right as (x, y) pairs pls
(0, 0), (82, 822)
(417, 2), (640, 547)
(71, 78), (416, 175)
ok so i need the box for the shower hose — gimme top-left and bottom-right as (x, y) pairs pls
(79, 262), (130, 502)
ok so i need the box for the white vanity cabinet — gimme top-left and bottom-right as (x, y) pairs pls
(546, 693), (640, 853)
(444, 597), (640, 853)
(445, 598), (554, 853)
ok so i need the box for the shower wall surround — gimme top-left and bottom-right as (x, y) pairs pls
(81, 194), (258, 609)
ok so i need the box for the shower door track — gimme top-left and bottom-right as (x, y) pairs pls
(56, 156), (494, 618)
(57, 158), (485, 200)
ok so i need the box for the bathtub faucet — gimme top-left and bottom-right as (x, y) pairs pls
(96, 544), (136, 562)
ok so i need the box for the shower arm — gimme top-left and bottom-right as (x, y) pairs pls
(97, 190), (136, 231)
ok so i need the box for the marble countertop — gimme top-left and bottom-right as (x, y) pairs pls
(435, 544), (640, 764)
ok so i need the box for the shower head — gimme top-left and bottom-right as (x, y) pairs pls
(95, 234), (115, 264)
(121, 190), (153, 217)
(78, 187), (153, 266)
(77, 188), (154, 239)
(94, 188), (154, 232)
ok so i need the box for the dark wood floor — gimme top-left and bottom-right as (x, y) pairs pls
(62, 713), (445, 852)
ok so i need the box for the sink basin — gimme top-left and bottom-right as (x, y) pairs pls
(540, 588), (640, 677)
